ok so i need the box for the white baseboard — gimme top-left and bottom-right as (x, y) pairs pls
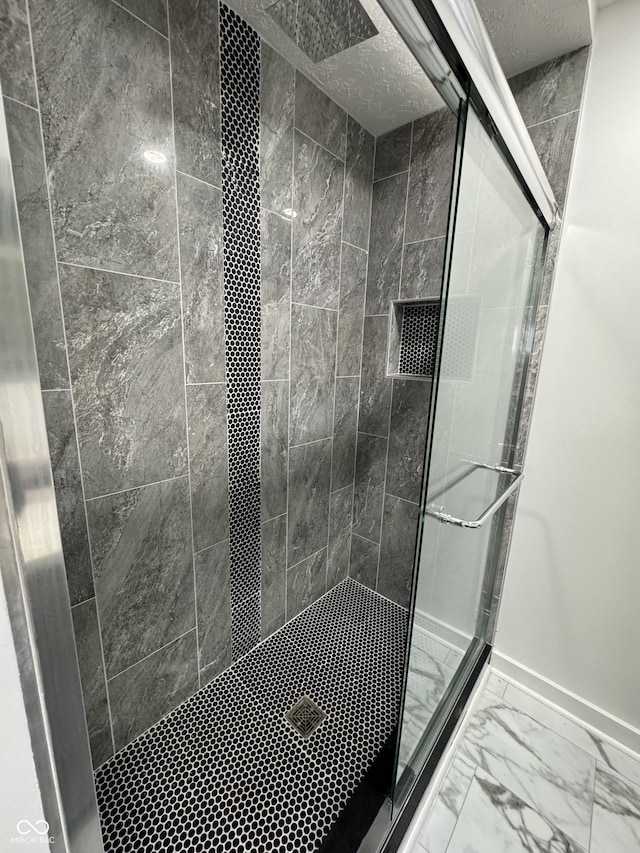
(492, 651), (640, 756)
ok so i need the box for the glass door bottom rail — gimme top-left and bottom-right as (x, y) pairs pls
(96, 579), (414, 852)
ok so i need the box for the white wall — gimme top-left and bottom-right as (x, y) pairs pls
(495, 0), (640, 751)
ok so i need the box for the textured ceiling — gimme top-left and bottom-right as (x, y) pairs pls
(228, 0), (592, 136)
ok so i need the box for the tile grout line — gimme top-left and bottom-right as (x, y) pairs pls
(57, 259), (180, 286)
(176, 167), (222, 192)
(294, 124), (345, 164)
(110, 0), (169, 40)
(373, 167), (409, 184)
(84, 473), (188, 503)
(106, 626), (198, 683)
(2, 93), (39, 112)
(284, 49), (295, 623)
(526, 107), (580, 130)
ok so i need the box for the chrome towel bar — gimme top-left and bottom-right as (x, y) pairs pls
(424, 471), (523, 529)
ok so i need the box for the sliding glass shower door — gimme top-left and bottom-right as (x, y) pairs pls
(395, 108), (546, 790)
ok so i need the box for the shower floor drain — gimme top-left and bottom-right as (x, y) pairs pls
(285, 696), (326, 737)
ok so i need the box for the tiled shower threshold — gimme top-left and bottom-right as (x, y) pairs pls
(95, 579), (410, 851)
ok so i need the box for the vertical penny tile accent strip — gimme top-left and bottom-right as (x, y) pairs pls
(219, 3), (262, 659)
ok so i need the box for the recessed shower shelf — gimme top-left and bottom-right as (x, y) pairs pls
(387, 298), (440, 380)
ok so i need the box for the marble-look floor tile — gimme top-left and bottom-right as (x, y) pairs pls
(195, 540), (232, 685)
(486, 671), (508, 699)
(261, 379), (288, 521)
(120, 0), (167, 35)
(331, 376), (359, 492)
(286, 548), (327, 620)
(0, 0), (37, 105)
(378, 495), (419, 609)
(366, 171), (408, 315)
(386, 378), (431, 504)
(352, 432), (387, 543)
(446, 768), (587, 853)
(30, 0), (179, 280)
(5, 97), (69, 390)
(60, 265), (187, 499)
(459, 691), (596, 849)
(71, 598), (113, 767)
(591, 764), (640, 853)
(177, 172), (224, 384)
(42, 390), (93, 606)
(292, 130), (344, 310)
(327, 486), (353, 589)
(349, 534), (378, 591)
(418, 755), (476, 853)
(289, 303), (337, 445)
(509, 47), (589, 129)
(287, 439), (331, 568)
(359, 315), (393, 437)
(261, 209), (291, 381)
(343, 116), (374, 250)
(260, 43), (294, 213)
(261, 514), (286, 638)
(401, 238), (445, 301)
(108, 630), (198, 750)
(404, 643), (455, 728)
(374, 124), (412, 181)
(168, 0), (220, 186)
(295, 71), (346, 160)
(88, 476), (195, 677)
(337, 242), (367, 377)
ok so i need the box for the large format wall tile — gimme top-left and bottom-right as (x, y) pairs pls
(528, 111), (579, 211)
(5, 97), (68, 390)
(71, 598), (112, 767)
(331, 376), (359, 492)
(327, 486), (353, 589)
(42, 390), (93, 606)
(260, 43), (294, 213)
(60, 265), (186, 499)
(343, 117), (374, 250)
(88, 476), (194, 677)
(168, 0), (220, 186)
(405, 109), (457, 243)
(195, 539), (232, 685)
(359, 315), (392, 437)
(286, 547), (327, 619)
(336, 243), (367, 377)
(292, 130), (344, 310)
(287, 439), (331, 568)
(349, 534), (378, 591)
(401, 238), (446, 300)
(0, 0), (37, 106)
(386, 378), (431, 504)
(120, 0), (168, 36)
(109, 630), (198, 750)
(374, 124), (411, 181)
(261, 514), (286, 637)
(261, 209), (291, 381)
(177, 172), (224, 384)
(261, 380), (288, 521)
(29, 0), (179, 280)
(289, 303), (337, 446)
(187, 383), (229, 553)
(378, 494), (420, 608)
(352, 432), (387, 543)
(509, 47), (589, 128)
(366, 171), (408, 315)
(295, 71), (346, 160)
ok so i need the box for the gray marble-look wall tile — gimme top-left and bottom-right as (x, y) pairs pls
(289, 303), (337, 445)
(337, 242), (367, 377)
(260, 43), (294, 212)
(331, 376), (359, 492)
(510, 47), (589, 129)
(120, 0), (167, 34)
(405, 108), (457, 244)
(42, 390), (93, 606)
(327, 486), (352, 589)
(386, 378), (431, 504)
(108, 630), (198, 750)
(187, 383), (229, 552)
(168, 0), (220, 186)
(378, 494), (419, 608)
(528, 111), (579, 211)
(366, 171), (408, 315)
(261, 209), (291, 381)
(261, 514), (286, 637)
(59, 265), (187, 499)
(261, 380), (288, 521)
(4, 97), (68, 390)
(292, 129), (344, 310)
(359, 315), (392, 437)
(177, 171), (224, 384)
(71, 598), (112, 767)
(30, 0), (179, 280)
(287, 439), (331, 568)
(88, 476), (194, 677)
(374, 123), (412, 181)
(401, 238), (446, 300)
(352, 432), (387, 543)
(343, 116), (374, 250)
(0, 0), (37, 106)
(195, 539), (232, 685)
(294, 71), (346, 160)
(349, 534), (378, 592)
(286, 547), (327, 619)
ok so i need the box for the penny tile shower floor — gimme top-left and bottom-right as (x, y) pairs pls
(95, 579), (415, 852)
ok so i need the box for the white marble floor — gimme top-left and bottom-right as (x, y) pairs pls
(410, 671), (640, 853)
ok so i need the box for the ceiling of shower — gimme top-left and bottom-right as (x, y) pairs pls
(227, 0), (591, 136)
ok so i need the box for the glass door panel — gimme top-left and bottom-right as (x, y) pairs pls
(396, 108), (545, 784)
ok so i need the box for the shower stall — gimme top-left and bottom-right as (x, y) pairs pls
(0, 0), (559, 849)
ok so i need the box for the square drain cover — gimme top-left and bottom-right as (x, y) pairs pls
(285, 696), (326, 738)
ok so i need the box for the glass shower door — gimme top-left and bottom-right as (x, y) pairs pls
(395, 108), (545, 788)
